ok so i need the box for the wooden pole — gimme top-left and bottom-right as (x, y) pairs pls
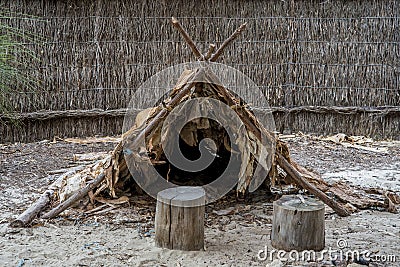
(276, 153), (350, 217)
(10, 189), (54, 227)
(155, 186), (205, 251)
(171, 17), (203, 60)
(41, 173), (105, 219)
(209, 22), (247, 62)
(271, 195), (325, 251)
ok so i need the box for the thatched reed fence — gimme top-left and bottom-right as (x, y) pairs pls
(0, 0), (399, 142)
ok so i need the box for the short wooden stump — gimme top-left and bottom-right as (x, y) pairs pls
(155, 186), (205, 251)
(271, 195), (325, 251)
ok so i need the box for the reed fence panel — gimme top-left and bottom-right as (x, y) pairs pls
(0, 0), (398, 142)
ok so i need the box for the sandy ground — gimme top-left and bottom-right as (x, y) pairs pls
(1, 135), (399, 267)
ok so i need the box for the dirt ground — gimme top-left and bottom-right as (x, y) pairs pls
(0, 134), (399, 267)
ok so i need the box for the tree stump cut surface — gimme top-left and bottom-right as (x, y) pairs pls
(155, 186), (205, 251)
(271, 195), (325, 251)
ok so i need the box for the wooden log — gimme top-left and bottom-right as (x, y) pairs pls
(271, 195), (325, 251)
(155, 186), (205, 251)
(41, 173), (105, 219)
(10, 189), (54, 227)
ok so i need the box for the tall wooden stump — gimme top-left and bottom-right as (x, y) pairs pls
(271, 195), (325, 251)
(155, 186), (205, 251)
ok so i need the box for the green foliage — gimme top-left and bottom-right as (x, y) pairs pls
(0, 9), (41, 116)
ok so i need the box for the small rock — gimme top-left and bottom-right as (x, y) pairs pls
(218, 216), (230, 225)
(213, 207), (235, 216)
(226, 222), (237, 230)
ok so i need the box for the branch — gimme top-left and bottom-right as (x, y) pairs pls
(41, 173), (106, 219)
(10, 189), (54, 227)
(210, 22), (247, 62)
(276, 153), (350, 217)
(171, 17), (203, 60)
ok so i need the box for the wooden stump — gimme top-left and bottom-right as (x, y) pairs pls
(271, 195), (325, 251)
(155, 186), (205, 251)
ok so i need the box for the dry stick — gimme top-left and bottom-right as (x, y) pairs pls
(10, 165), (89, 226)
(171, 17), (203, 60)
(204, 70), (350, 216)
(204, 44), (216, 60)
(276, 153), (350, 217)
(209, 22), (247, 62)
(10, 189), (54, 227)
(41, 173), (105, 219)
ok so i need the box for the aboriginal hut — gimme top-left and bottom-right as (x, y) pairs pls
(11, 18), (399, 227)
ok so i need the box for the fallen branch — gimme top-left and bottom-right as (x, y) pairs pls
(10, 189), (54, 227)
(47, 165), (88, 175)
(276, 153), (350, 217)
(41, 173), (105, 219)
(292, 161), (399, 213)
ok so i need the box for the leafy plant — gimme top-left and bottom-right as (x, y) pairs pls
(0, 9), (41, 118)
